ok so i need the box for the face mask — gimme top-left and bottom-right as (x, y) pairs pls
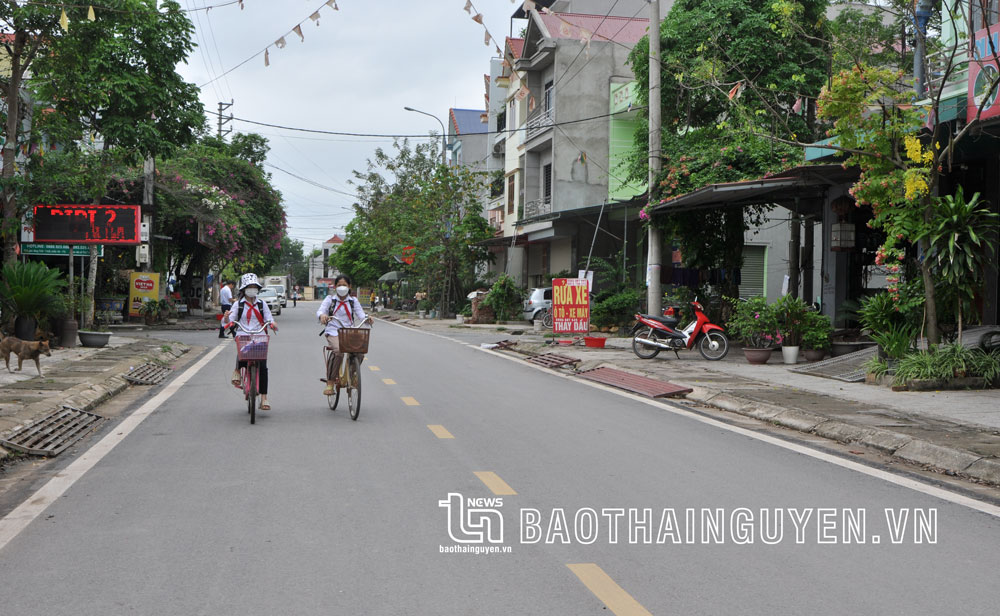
(336, 286), (350, 298)
(245, 288), (258, 299)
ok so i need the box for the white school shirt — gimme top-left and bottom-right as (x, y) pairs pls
(223, 297), (274, 334)
(219, 284), (233, 306)
(317, 294), (366, 336)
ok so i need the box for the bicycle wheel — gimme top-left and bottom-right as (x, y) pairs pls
(325, 351), (340, 410)
(541, 309), (553, 329)
(347, 355), (362, 421)
(248, 364), (257, 424)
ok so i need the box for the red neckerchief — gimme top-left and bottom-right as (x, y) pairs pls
(244, 299), (264, 324)
(332, 297), (352, 322)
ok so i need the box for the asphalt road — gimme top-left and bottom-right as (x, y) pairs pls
(2, 304), (1000, 615)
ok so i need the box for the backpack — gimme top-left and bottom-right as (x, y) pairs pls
(327, 295), (360, 322)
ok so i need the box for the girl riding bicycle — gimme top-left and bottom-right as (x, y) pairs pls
(223, 273), (278, 410)
(318, 274), (371, 396)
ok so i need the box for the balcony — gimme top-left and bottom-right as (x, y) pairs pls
(523, 196), (552, 220)
(525, 108), (555, 141)
(927, 47), (969, 96)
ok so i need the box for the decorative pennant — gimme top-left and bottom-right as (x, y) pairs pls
(59, 8), (69, 32)
(238, 0), (244, 9)
(293, 24), (304, 42)
(484, 30), (491, 45)
(87, 5), (95, 21)
(528, 95), (536, 111)
(727, 81), (743, 100)
(264, 48), (270, 66)
(275, 36), (287, 49)
(580, 28), (592, 47)
(472, 13), (484, 24)
(523, 1), (535, 11)
(792, 97), (803, 114)
(559, 22), (572, 37)
(515, 84), (529, 100)
(326, 0), (339, 9)
(540, 6), (551, 14)
(464, 0), (473, 13)
(310, 11), (321, 25)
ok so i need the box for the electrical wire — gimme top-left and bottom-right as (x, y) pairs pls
(264, 162), (358, 198)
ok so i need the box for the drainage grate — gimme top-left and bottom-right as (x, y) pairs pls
(526, 353), (580, 369)
(493, 340), (517, 350)
(0, 405), (103, 456)
(576, 367), (693, 398)
(123, 363), (172, 385)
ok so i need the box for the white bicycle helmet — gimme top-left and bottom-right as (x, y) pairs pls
(238, 273), (261, 291)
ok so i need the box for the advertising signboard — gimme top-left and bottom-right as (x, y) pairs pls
(33, 204), (141, 245)
(968, 26), (1000, 122)
(20, 244), (103, 257)
(552, 277), (590, 334)
(128, 272), (160, 317)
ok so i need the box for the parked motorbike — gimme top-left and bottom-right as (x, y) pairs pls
(630, 300), (729, 360)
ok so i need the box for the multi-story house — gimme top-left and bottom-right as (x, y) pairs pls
(446, 108), (489, 173)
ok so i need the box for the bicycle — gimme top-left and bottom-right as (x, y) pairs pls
(323, 320), (372, 420)
(536, 307), (553, 329)
(232, 322), (273, 424)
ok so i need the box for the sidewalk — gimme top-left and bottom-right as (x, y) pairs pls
(394, 315), (1000, 488)
(0, 336), (191, 461)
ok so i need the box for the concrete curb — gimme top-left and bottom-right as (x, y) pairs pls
(0, 342), (191, 462)
(684, 380), (1000, 487)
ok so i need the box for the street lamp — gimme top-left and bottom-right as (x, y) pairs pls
(404, 106), (447, 166)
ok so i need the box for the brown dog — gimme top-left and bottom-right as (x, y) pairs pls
(0, 336), (52, 377)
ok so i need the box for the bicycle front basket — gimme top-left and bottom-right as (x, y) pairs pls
(236, 333), (270, 361)
(338, 327), (370, 354)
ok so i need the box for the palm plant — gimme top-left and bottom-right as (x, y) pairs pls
(0, 262), (67, 329)
(918, 188), (999, 344)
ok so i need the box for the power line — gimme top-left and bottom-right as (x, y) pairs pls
(208, 107), (645, 139)
(264, 162), (358, 198)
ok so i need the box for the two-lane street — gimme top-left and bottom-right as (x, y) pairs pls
(2, 305), (999, 614)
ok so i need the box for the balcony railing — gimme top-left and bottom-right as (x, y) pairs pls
(523, 196), (552, 219)
(927, 47), (969, 95)
(525, 108), (555, 140)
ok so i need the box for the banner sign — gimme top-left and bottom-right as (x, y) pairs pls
(33, 204), (141, 245)
(552, 277), (590, 334)
(128, 272), (160, 317)
(968, 26), (1000, 122)
(21, 244), (103, 257)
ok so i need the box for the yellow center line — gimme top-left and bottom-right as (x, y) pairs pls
(401, 396), (420, 406)
(427, 425), (454, 439)
(368, 365), (381, 371)
(567, 564), (653, 616)
(382, 378), (396, 385)
(473, 471), (517, 495)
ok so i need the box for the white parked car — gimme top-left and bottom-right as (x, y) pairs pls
(257, 287), (282, 316)
(522, 287), (552, 321)
(266, 285), (287, 307)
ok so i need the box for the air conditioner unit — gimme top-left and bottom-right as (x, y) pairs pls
(492, 143), (503, 155)
(136, 244), (150, 264)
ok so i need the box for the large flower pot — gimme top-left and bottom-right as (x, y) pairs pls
(78, 330), (112, 348)
(781, 345), (800, 365)
(59, 319), (79, 348)
(803, 348), (827, 362)
(13, 315), (37, 340)
(743, 348), (773, 364)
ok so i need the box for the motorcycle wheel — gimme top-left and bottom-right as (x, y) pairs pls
(632, 327), (661, 359)
(698, 331), (730, 361)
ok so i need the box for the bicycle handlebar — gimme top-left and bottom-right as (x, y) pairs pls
(230, 321), (275, 335)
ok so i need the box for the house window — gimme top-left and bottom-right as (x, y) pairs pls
(507, 174), (516, 215)
(497, 110), (506, 134)
(544, 81), (554, 113)
(972, 0), (1000, 30)
(543, 164), (552, 203)
(739, 245), (767, 299)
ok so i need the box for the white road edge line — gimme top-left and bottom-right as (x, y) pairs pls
(378, 318), (1000, 520)
(0, 343), (229, 552)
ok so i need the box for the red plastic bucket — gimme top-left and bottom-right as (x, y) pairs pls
(583, 336), (606, 348)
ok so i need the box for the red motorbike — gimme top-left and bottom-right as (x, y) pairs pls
(631, 300), (729, 360)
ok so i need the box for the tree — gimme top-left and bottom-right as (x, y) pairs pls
(28, 0), (204, 326)
(331, 217), (389, 288)
(628, 0), (827, 300)
(1, 2), (64, 264)
(275, 234), (308, 288)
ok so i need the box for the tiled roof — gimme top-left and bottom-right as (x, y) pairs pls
(506, 37), (525, 59)
(450, 108), (486, 135)
(538, 12), (650, 45)
(325, 235), (343, 244)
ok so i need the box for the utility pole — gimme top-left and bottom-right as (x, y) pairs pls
(217, 100), (233, 140)
(646, 0), (663, 315)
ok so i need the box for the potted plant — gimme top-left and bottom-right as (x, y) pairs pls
(0, 261), (66, 340)
(801, 310), (833, 361)
(139, 298), (161, 325)
(726, 297), (780, 364)
(775, 295), (809, 364)
(49, 294), (82, 349)
(78, 321), (112, 348)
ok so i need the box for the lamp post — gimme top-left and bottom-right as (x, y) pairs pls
(404, 106), (447, 165)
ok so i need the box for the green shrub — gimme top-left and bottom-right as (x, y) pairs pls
(591, 288), (643, 328)
(869, 323), (916, 359)
(483, 274), (524, 322)
(857, 292), (897, 333)
(864, 356), (889, 379)
(725, 297), (781, 348)
(0, 261), (66, 321)
(774, 294), (810, 346)
(892, 344), (1000, 385)
(801, 311), (833, 350)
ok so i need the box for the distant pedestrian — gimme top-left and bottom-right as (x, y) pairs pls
(218, 280), (234, 339)
(293, 285), (299, 307)
(369, 290), (376, 310)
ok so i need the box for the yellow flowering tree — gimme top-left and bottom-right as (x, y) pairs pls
(818, 65), (947, 342)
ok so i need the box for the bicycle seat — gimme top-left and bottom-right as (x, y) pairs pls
(325, 346), (337, 351)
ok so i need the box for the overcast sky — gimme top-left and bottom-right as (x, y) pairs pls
(175, 0), (525, 253)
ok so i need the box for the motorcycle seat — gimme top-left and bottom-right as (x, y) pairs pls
(641, 314), (679, 327)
